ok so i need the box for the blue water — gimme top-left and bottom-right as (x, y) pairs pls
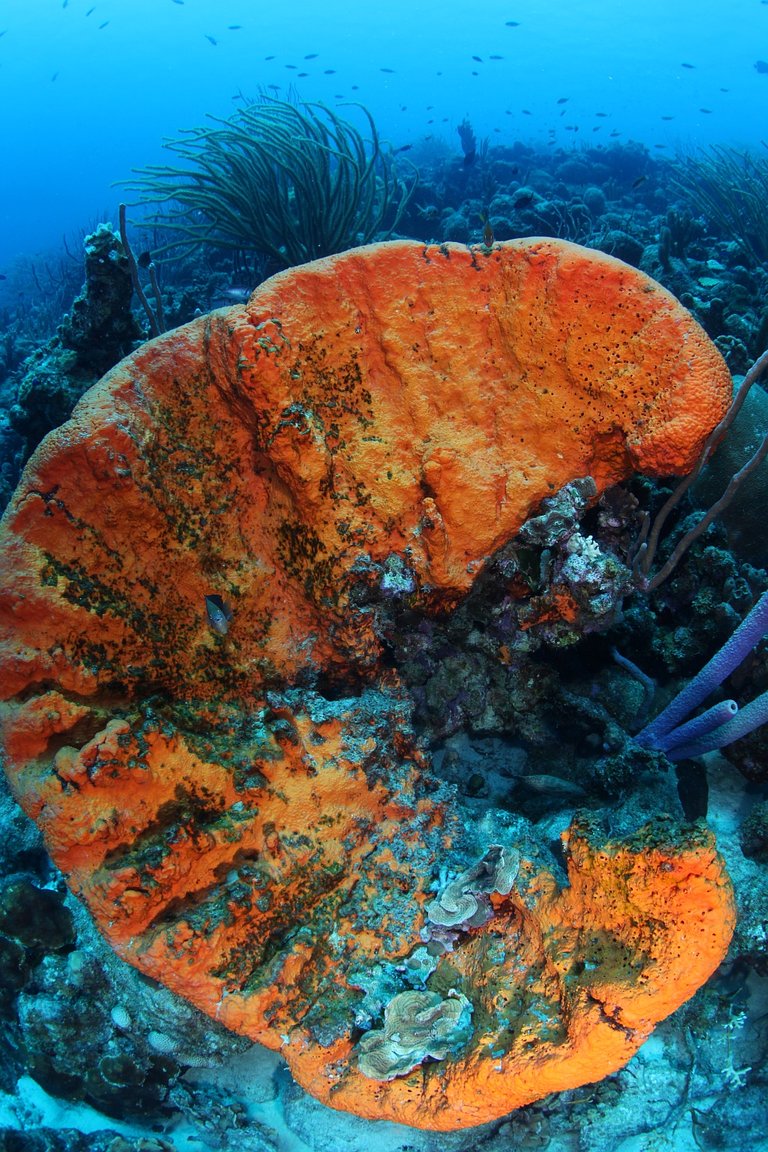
(1, 0), (767, 268)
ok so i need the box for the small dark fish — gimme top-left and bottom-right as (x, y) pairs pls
(205, 34), (217, 45)
(171, 0), (184, 4)
(228, 25), (242, 30)
(86, 6), (95, 14)
(351, 84), (359, 90)
(720, 87), (729, 92)
(285, 63), (297, 69)
(522, 108), (532, 115)
(595, 111), (608, 117)
(0, 29), (6, 36)
(137, 250), (152, 269)
(481, 213), (494, 248)
(699, 107), (713, 113)
(609, 130), (621, 137)
(380, 67), (396, 73)
(98, 20), (109, 28)
(505, 20), (520, 26)
(489, 54), (504, 60)
(0, 274), (6, 281)
(471, 70), (479, 76)
(472, 55), (483, 62)
(205, 594), (233, 636)
(681, 61), (695, 68)
(556, 96), (568, 104)
(63, 0), (68, 7)
(298, 72), (309, 77)
(265, 54), (275, 60)
(324, 68), (336, 74)
(755, 59), (768, 73)
(394, 143), (413, 153)
(304, 52), (318, 59)
(51, 71), (59, 81)
(661, 114), (675, 120)
(632, 175), (647, 188)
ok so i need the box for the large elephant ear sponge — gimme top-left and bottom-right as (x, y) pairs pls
(0, 239), (733, 1130)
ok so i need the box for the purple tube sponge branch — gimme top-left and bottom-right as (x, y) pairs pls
(635, 590), (768, 761)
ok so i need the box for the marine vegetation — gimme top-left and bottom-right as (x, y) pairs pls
(125, 96), (416, 267)
(671, 143), (768, 264)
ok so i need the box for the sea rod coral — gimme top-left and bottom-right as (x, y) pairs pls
(0, 238), (735, 1130)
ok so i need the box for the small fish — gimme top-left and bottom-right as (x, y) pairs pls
(522, 108), (532, 115)
(632, 174), (647, 188)
(86, 6), (95, 14)
(489, 54), (504, 60)
(171, 0), (184, 4)
(755, 60), (768, 73)
(137, 250), (152, 269)
(304, 52), (319, 59)
(265, 54), (275, 60)
(298, 72), (309, 77)
(472, 55), (483, 62)
(228, 25), (242, 30)
(681, 61), (695, 68)
(393, 143), (413, 153)
(556, 96), (568, 104)
(595, 111), (608, 117)
(699, 107), (713, 113)
(505, 20), (520, 26)
(481, 213), (494, 248)
(661, 114), (674, 120)
(205, 594), (233, 636)
(98, 20), (109, 28)
(380, 67), (395, 73)
(324, 68), (336, 74)
(205, 34), (217, 45)
(63, 0), (68, 7)
(51, 71), (59, 81)
(285, 63), (297, 69)
(0, 274), (6, 281)
(609, 130), (621, 137)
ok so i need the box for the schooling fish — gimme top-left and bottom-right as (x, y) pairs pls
(205, 594), (233, 636)
(205, 34), (218, 45)
(681, 61), (696, 68)
(505, 20), (520, 26)
(98, 20), (109, 29)
(304, 52), (319, 59)
(755, 59), (768, 73)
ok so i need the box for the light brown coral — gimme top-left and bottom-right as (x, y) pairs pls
(0, 239), (734, 1129)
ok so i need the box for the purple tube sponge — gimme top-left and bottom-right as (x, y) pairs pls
(635, 590), (768, 759)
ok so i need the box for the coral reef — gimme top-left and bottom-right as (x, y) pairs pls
(8, 224), (139, 464)
(0, 239), (736, 1130)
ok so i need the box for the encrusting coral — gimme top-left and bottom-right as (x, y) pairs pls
(0, 239), (735, 1129)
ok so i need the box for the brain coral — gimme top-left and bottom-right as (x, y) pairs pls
(0, 239), (734, 1129)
